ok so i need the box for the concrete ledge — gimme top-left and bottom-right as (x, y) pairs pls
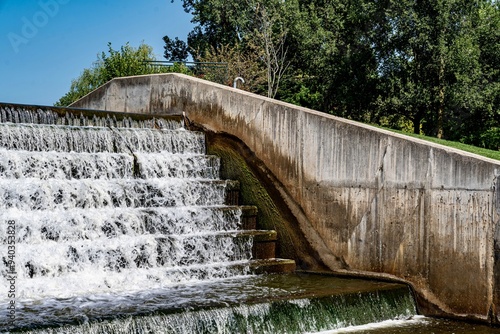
(72, 73), (500, 323)
(251, 259), (297, 274)
(0, 101), (183, 124)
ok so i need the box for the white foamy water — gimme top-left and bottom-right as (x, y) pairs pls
(0, 118), (254, 311)
(0, 149), (220, 180)
(0, 123), (205, 154)
(0, 178), (237, 210)
(0, 105), (182, 129)
(308, 315), (429, 333)
(0, 149), (134, 179)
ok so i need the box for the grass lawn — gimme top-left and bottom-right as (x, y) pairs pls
(380, 127), (500, 161)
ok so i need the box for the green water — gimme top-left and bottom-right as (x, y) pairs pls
(14, 273), (500, 333)
(14, 273), (413, 333)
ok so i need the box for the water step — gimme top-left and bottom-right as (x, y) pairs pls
(0, 102), (184, 129)
(2, 230), (281, 280)
(0, 104), (303, 332)
(1, 273), (416, 333)
(0, 179), (241, 210)
(3, 259), (295, 303)
(0, 206), (258, 243)
(236, 230), (278, 259)
(0, 149), (221, 180)
(0, 123), (205, 154)
(251, 258), (297, 273)
(239, 205), (258, 229)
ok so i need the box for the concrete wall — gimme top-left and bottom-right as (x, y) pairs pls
(72, 73), (500, 322)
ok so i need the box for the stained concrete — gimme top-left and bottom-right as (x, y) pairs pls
(72, 73), (500, 323)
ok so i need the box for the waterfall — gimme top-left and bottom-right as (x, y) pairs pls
(0, 108), (258, 331)
(0, 104), (418, 333)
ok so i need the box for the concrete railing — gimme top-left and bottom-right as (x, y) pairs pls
(72, 73), (500, 323)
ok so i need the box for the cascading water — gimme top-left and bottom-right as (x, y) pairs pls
(0, 104), (420, 333)
(0, 108), (257, 330)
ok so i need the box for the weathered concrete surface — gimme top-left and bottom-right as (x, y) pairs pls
(72, 73), (500, 322)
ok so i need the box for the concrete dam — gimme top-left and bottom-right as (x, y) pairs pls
(1, 72), (500, 332)
(70, 73), (500, 324)
(0, 103), (420, 333)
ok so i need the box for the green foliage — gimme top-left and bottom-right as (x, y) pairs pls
(163, 36), (189, 61)
(55, 42), (175, 106)
(181, 0), (255, 58)
(168, 62), (192, 75)
(480, 128), (500, 150)
(196, 43), (266, 92)
(169, 0), (499, 150)
(368, 0), (499, 145)
(281, 82), (322, 109)
(98, 42), (159, 79)
(55, 67), (103, 107)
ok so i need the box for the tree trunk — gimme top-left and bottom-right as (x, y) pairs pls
(436, 32), (446, 139)
(413, 113), (422, 135)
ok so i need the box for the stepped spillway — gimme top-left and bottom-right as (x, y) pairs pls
(0, 104), (418, 333)
(0, 108), (269, 331)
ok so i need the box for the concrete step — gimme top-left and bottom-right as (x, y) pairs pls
(250, 258), (297, 274)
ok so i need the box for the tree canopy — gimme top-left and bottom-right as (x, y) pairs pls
(165, 0), (499, 149)
(55, 42), (176, 106)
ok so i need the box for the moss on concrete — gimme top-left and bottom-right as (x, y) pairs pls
(205, 132), (328, 271)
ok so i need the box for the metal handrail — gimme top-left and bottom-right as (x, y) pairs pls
(142, 60), (228, 66)
(142, 60), (229, 84)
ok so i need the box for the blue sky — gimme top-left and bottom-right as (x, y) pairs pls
(0, 0), (194, 106)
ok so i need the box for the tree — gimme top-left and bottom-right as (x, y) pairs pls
(54, 67), (104, 107)
(376, 0), (499, 141)
(168, 0), (499, 145)
(477, 1), (500, 149)
(169, 0), (294, 98)
(197, 43), (266, 91)
(181, 0), (254, 57)
(55, 43), (168, 106)
(100, 43), (158, 78)
(283, 0), (383, 119)
(247, 0), (291, 98)
(374, 0), (437, 134)
(163, 36), (189, 61)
